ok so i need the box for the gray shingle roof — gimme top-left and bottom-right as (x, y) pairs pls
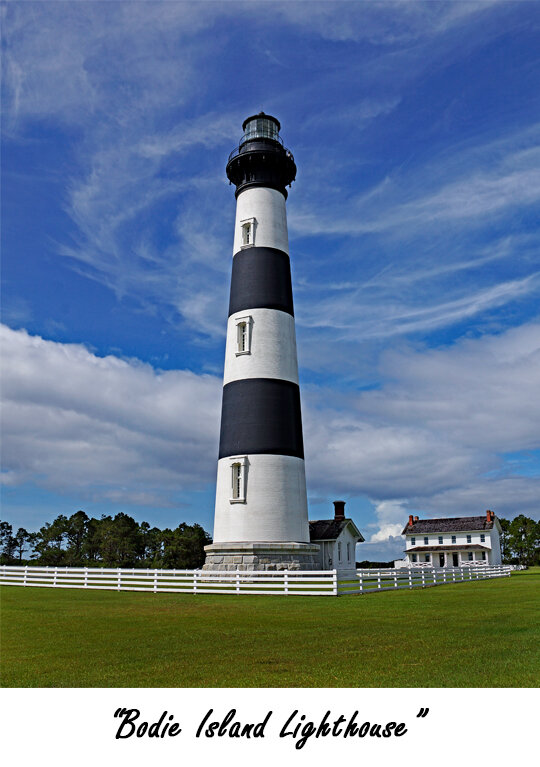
(309, 519), (364, 542)
(402, 515), (495, 536)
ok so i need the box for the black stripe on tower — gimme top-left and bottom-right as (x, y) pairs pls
(229, 247), (294, 317)
(218, 378), (304, 460)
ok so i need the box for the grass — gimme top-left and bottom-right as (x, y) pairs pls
(1, 568), (539, 687)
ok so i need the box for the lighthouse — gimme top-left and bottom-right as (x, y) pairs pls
(203, 113), (319, 571)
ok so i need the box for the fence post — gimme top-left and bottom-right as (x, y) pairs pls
(117, 568), (121, 591)
(394, 571), (398, 590)
(236, 568), (240, 595)
(84, 568), (88, 588)
(284, 569), (289, 596)
(23, 566), (28, 587)
(408, 570), (412, 589)
(154, 570), (158, 594)
(332, 569), (338, 596)
(359, 572), (363, 594)
(421, 569), (425, 588)
(193, 570), (198, 595)
(432, 568), (436, 586)
(53, 567), (58, 588)
(377, 570), (381, 590)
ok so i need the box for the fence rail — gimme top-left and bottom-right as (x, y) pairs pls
(0, 566), (338, 596)
(347, 564), (512, 595)
(0, 564), (513, 597)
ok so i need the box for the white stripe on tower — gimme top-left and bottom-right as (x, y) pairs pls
(212, 113), (309, 546)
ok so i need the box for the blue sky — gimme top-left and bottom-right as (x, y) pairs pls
(2, 1), (539, 560)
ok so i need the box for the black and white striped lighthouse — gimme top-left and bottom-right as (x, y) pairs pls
(203, 113), (319, 571)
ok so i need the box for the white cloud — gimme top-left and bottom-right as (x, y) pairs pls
(1, 325), (221, 504)
(2, 321), (538, 529)
(303, 322), (540, 536)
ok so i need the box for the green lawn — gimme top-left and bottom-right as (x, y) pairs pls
(1, 568), (539, 687)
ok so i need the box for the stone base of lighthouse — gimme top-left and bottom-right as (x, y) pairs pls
(202, 541), (320, 572)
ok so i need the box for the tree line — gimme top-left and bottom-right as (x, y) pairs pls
(0, 511), (211, 569)
(498, 515), (540, 566)
(0, 512), (538, 569)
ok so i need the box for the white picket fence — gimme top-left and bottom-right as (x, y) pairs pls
(344, 564), (512, 595)
(0, 565), (338, 596)
(0, 563), (512, 596)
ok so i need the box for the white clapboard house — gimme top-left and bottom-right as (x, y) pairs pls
(309, 501), (364, 575)
(400, 510), (502, 567)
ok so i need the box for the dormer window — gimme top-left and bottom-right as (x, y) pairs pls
(240, 217), (256, 248)
(235, 315), (252, 355)
(230, 456), (247, 503)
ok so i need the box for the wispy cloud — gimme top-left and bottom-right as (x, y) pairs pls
(290, 128), (540, 237)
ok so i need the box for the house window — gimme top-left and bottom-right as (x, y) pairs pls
(411, 537), (416, 546)
(411, 554), (417, 563)
(451, 535), (456, 544)
(338, 542), (342, 562)
(230, 457), (247, 503)
(424, 554), (430, 563)
(240, 218), (256, 248)
(480, 534), (485, 542)
(466, 535), (472, 543)
(438, 536), (443, 544)
(481, 551), (486, 561)
(235, 316), (252, 355)
(347, 542), (351, 561)
(468, 552), (473, 561)
(424, 537), (428, 545)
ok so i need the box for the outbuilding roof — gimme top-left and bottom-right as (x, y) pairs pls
(402, 515), (495, 536)
(309, 519), (364, 542)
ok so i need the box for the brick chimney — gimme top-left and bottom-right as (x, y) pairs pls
(408, 514), (414, 526)
(414, 516), (419, 522)
(333, 500), (346, 520)
(486, 510), (494, 522)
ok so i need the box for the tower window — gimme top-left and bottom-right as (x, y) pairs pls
(240, 217), (256, 248)
(230, 457), (247, 503)
(235, 315), (252, 355)
(347, 542), (351, 561)
(337, 541), (342, 562)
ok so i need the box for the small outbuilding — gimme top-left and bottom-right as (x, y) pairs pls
(309, 501), (364, 575)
